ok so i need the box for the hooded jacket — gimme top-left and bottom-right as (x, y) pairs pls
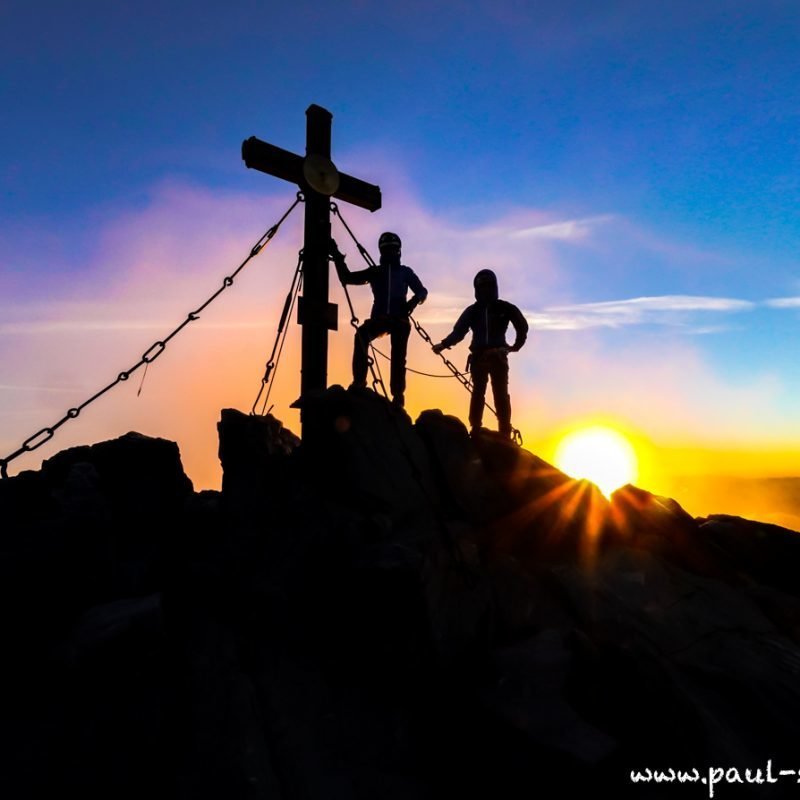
(439, 269), (528, 352)
(334, 255), (427, 318)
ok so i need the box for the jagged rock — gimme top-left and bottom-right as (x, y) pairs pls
(611, 483), (695, 534)
(41, 430), (193, 502)
(482, 628), (618, 764)
(414, 409), (491, 519)
(218, 408), (299, 484)
(217, 408), (300, 532)
(3, 386), (800, 798)
(66, 592), (163, 662)
(607, 483), (729, 581)
(472, 433), (611, 566)
(699, 514), (800, 596)
(295, 386), (441, 548)
(1, 431), (193, 624)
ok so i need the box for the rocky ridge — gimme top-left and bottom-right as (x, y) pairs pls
(2, 385), (800, 798)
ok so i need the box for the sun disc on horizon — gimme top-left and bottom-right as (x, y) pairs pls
(554, 425), (638, 498)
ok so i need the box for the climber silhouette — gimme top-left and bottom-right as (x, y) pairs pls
(433, 269), (528, 437)
(330, 232), (428, 409)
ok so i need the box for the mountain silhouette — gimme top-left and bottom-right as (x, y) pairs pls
(3, 386), (800, 799)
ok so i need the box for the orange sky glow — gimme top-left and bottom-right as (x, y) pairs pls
(3, 183), (800, 530)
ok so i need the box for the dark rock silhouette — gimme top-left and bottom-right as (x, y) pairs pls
(3, 387), (800, 798)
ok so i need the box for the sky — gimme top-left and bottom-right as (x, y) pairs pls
(3, 1), (800, 514)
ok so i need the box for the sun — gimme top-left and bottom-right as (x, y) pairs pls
(554, 425), (638, 498)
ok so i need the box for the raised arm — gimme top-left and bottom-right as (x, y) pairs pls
(329, 238), (373, 286)
(432, 307), (473, 353)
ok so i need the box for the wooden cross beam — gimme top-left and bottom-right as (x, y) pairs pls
(242, 104), (381, 424)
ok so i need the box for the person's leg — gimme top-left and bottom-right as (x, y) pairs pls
(352, 318), (384, 388)
(469, 353), (490, 431)
(389, 317), (411, 405)
(489, 352), (511, 436)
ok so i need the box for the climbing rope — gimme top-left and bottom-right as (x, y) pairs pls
(338, 273), (389, 399)
(0, 192), (304, 480)
(329, 203), (522, 445)
(251, 249), (304, 416)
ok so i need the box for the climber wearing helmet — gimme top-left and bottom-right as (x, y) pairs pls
(432, 269), (528, 438)
(330, 232), (428, 409)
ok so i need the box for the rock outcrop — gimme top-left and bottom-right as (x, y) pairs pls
(3, 387), (800, 799)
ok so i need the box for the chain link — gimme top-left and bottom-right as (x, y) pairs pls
(330, 202), (377, 268)
(330, 202), (522, 444)
(330, 202), (389, 399)
(370, 345), (469, 379)
(411, 316), (523, 444)
(251, 249), (304, 416)
(0, 192), (304, 479)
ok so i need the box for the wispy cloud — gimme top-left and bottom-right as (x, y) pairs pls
(466, 214), (614, 243)
(2, 179), (796, 489)
(527, 295), (754, 331)
(419, 294), (755, 332)
(509, 215), (614, 241)
(765, 297), (800, 309)
(682, 325), (736, 336)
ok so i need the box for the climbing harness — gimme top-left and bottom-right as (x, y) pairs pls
(0, 192), (304, 480)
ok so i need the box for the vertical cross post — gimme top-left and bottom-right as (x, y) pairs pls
(302, 105), (332, 399)
(242, 104), (382, 434)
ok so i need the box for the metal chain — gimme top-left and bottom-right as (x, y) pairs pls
(342, 275), (389, 398)
(0, 192), (304, 480)
(330, 202), (377, 268)
(330, 202), (389, 399)
(251, 249), (304, 415)
(330, 201), (522, 446)
(410, 316), (523, 445)
(331, 204), (471, 573)
(332, 202), (510, 577)
(370, 345), (468, 378)
(410, 317), (474, 391)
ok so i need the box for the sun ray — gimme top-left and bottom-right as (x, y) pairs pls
(554, 425), (638, 498)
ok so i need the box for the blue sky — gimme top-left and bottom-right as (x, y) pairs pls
(3, 0), (800, 485)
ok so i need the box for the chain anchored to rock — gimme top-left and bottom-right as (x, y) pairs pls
(330, 203), (522, 445)
(0, 192), (304, 479)
(251, 248), (305, 416)
(330, 202), (389, 399)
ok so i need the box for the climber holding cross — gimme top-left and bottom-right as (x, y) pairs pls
(329, 232), (428, 409)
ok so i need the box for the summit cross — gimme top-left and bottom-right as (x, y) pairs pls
(242, 104), (382, 423)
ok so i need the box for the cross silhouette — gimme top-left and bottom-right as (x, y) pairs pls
(242, 104), (382, 425)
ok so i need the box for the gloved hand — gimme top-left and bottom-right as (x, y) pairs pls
(329, 238), (344, 262)
(405, 298), (419, 315)
(432, 342), (446, 355)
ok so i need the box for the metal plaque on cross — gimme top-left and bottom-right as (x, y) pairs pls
(242, 104), (381, 421)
